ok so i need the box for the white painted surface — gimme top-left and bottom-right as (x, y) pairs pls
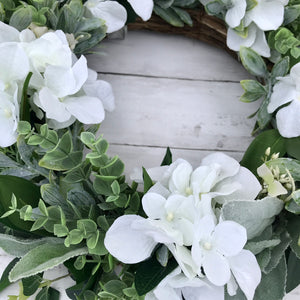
(0, 30), (298, 299)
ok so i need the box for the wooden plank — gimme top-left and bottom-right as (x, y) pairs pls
(98, 74), (260, 152)
(87, 31), (250, 82)
(106, 144), (244, 177)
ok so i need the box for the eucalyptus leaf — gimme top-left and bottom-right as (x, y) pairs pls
(153, 5), (184, 27)
(9, 242), (88, 282)
(239, 47), (268, 77)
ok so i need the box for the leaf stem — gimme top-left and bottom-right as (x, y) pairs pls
(20, 72), (33, 122)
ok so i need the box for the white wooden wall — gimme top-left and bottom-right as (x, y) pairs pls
(88, 31), (259, 175)
(0, 30), (298, 299)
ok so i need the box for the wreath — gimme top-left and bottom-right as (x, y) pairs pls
(0, 0), (299, 299)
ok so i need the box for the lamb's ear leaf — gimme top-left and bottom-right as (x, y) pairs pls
(9, 243), (88, 282)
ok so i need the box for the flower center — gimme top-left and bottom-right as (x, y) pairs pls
(203, 241), (212, 250)
(4, 108), (12, 118)
(185, 186), (193, 195)
(166, 212), (174, 222)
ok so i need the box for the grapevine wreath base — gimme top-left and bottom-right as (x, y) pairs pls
(0, 1), (299, 300)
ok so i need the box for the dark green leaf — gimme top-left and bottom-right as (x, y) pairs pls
(287, 250), (300, 293)
(153, 5), (184, 27)
(287, 214), (300, 259)
(22, 274), (43, 296)
(161, 147), (172, 166)
(142, 167), (153, 193)
(285, 136), (300, 160)
(135, 256), (178, 296)
(0, 258), (19, 292)
(36, 286), (60, 300)
(0, 175), (40, 232)
(240, 130), (286, 175)
(271, 56), (290, 82)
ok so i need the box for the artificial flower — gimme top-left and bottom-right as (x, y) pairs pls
(227, 23), (270, 57)
(267, 62), (300, 137)
(224, 0), (247, 28)
(257, 163), (287, 197)
(84, 0), (127, 33)
(0, 89), (19, 147)
(145, 267), (224, 300)
(84, 0), (153, 34)
(191, 215), (261, 300)
(33, 56), (105, 128)
(244, 0), (289, 31)
(133, 153), (261, 204)
(83, 68), (115, 112)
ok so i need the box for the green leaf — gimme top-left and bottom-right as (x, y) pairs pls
(135, 257), (178, 296)
(266, 158), (300, 181)
(0, 258), (19, 292)
(161, 147), (172, 166)
(67, 189), (95, 206)
(240, 80), (267, 102)
(287, 214), (300, 259)
(74, 255), (86, 270)
(54, 224), (69, 237)
(39, 131), (82, 171)
(9, 6), (33, 30)
(240, 129), (286, 175)
(239, 47), (268, 77)
(153, 5), (184, 27)
(0, 234), (61, 257)
(286, 250), (300, 293)
(9, 242), (88, 282)
(67, 229), (84, 245)
(285, 136), (300, 160)
(36, 286), (60, 300)
(271, 56), (290, 82)
(171, 7), (192, 26)
(142, 167), (153, 193)
(221, 197), (284, 239)
(111, 180), (120, 195)
(0, 175), (40, 232)
(205, 0), (225, 15)
(22, 274), (43, 296)
(17, 121), (31, 135)
(254, 256), (287, 300)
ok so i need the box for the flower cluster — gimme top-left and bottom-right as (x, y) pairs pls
(84, 0), (154, 33)
(105, 153), (266, 300)
(268, 62), (300, 138)
(0, 21), (114, 147)
(201, 0), (289, 57)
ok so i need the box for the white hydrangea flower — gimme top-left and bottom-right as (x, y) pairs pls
(225, 0), (289, 57)
(267, 62), (300, 137)
(191, 214), (261, 300)
(133, 153), (261, 204)
(33, 56), (106, 128)
(84, 0), (153, 33)
(0, 88), (19, 147)
(145, 267), (224, 300)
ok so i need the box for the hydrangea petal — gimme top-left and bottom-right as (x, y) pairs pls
(85, 0), (127, 33)
(201, 153), (240, 182)
(127, 0), (153, 21)
(213, 221), (247, 257)
(229, 250), (261, 300)
(142, 192), (166, 219)
(276, 100), (300, 138)
(104, 215), (157, 263)
(38, 88), (71, 122)
(64, 95), (105, 124)
(169, 161), (193, 195)
(182, 283), (224, 300)
(203, 250), (231, 286)
(247, 0), (285, 31)
(0, 21), (20, 42)
(251, 28), (270, 57)
(268, 77), (296, 113)
(226, 24), (256, 52)
(225, 0), (246, 28)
